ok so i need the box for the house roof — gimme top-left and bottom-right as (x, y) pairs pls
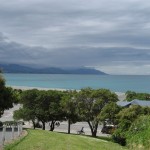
(117, 101), (131, 107)
(117, 99), (150, 107)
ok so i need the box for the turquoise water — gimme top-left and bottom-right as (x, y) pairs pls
(3, 73), (150, 93)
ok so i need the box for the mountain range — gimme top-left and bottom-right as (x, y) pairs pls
(0, 64), (107, 75)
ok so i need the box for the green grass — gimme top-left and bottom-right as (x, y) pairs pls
(5, 129), (127, 150)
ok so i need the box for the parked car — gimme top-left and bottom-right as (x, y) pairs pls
(101, 125), (117, 134)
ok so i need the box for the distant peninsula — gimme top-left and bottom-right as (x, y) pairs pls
(0, 64), (107, 75)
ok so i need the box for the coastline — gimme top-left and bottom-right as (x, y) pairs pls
(9, 85), (67, 91)
(8, 85), (126, 101)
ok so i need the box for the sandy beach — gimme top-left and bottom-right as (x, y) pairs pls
(9, 85), (67, 91)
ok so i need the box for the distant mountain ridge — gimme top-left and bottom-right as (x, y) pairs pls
(0, 64), (107, 75)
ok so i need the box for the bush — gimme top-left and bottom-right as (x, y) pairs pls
(113, 114), (150, 148)
(113, 105), (150, 145)
(126, 115), (150, 149)
(112, 128), (126, 146)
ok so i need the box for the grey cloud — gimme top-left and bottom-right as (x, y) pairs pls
(0, 32), (150, 69)
(0, 0), (150, 74)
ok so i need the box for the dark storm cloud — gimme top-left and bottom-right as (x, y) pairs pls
(0, 0), (150, 74)
(1, 32), (150, 70)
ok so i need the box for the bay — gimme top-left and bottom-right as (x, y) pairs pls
(3, 73), (150, 93)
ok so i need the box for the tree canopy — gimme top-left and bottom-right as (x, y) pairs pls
(125, 91), (150, 101)
(14, 87), (120, 137)
(14, 89), (39, 129)
(61, 90), (78, 134)
(99, 102), (121, 125)
(0, 73), (15, 117)
(14, 89), (64, 130)
(75, 88), (118, 137)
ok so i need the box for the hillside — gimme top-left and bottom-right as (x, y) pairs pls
(5, 129), (126, 150)
(0, 64), (107, 75)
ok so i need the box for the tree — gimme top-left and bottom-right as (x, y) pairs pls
(14, 89), (39, 129)
(125, 91), (136, 101)
(99, 102), (121, 125)
(75, 88), (118, 137)
(47, 90), (65, 131)
(126, 91), (150, 101)
(14, 107), (37, 129)
(61, 90), (78, 134)
(14, 89), (64, 130)
(34, 90), (51, 130)
(12, 89), (22, 104)
(116, 105), (148, 132)
(34, 90), (64, 130)
(0, 73), (14, 117)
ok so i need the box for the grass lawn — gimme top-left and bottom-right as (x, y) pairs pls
(5, 129), (127, 150)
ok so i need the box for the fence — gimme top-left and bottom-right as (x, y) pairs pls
(0, 123), (23, 148)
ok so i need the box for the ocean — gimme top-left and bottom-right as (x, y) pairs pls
(3, 73), (150, 93)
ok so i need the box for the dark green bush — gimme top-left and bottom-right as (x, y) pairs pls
(0, 121), (3, 127)
(112, 128), (126, 146)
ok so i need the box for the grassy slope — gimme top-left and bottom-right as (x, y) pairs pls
(5, 129), (127, 150)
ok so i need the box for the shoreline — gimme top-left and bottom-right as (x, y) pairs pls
(8, 85), (126, 100)
(8, 85), (67, 91)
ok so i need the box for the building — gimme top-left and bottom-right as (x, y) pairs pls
(117, 99), (150, 107)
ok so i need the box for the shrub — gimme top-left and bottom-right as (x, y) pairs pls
(126, 115), (150, 149)
(112, 128), (126, 146)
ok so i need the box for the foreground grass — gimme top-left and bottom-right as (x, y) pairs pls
(5, 129), (127, 150)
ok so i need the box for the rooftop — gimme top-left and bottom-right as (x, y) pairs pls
(117, 99), (150, 107)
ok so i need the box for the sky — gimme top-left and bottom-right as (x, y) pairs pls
(0, 0), (150, 75)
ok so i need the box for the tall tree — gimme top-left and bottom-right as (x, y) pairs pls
(116, 105), (146, 131)
(76, 88), (118, 137)
(34, 90), (64, 130)
(14, 107), (37, 129)
(61, 90), (78, 134)
(99, 102), (121, 125)
(0, 73), (14, 117)
(14, 89), (64, 130)
(47, 90), (64, 131)
(14, 89), (39, 128)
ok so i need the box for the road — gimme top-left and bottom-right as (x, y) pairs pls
(45, 121), (109, 137)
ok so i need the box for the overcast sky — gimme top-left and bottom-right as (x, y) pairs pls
(0, 0), (150, 74)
